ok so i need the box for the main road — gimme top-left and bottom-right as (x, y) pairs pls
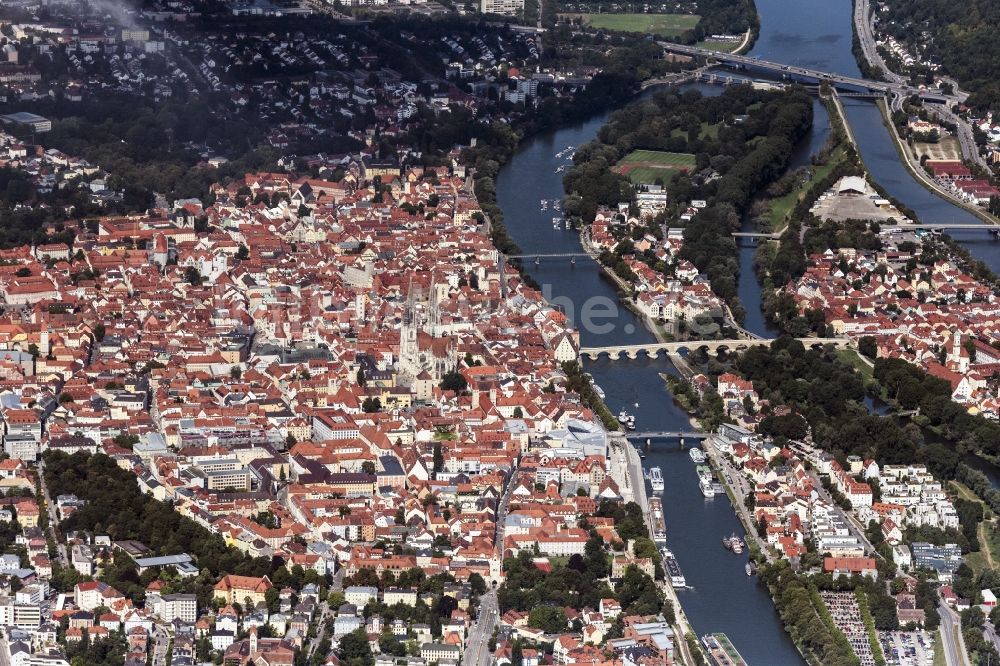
(462, 460), (518, 666)
(938, 602), (972, 666)
(462, 591), (499, 666)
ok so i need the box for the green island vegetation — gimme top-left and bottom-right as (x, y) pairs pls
(877, 0), (1000, 110)
(561, 360), (621, 431)
(40, 451), (316, 608)
(561, 85), (814, 321)
(498, 500), (673, 639)
(757, 560), (861, 666)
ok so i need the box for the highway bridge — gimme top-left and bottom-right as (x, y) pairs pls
(734, 223), (1000, 240)
(579, 337), (850, 360)
(660, 42), (958, 104)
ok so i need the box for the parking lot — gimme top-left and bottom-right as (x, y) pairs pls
(878, 631), (935, 666)
(810, 177), (911, 223)
(821, 591), (877, 666)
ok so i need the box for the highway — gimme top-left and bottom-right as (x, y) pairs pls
(853, 0), (905, 85)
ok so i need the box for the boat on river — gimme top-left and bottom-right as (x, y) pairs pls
(699, 477), (715, 498)
(649, 466), (664, 492)
(650, 497), (667, 544)
(661, 548), (686, 588)
(689, 447), (706, 463)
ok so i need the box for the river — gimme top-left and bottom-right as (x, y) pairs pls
(495, 0), (1000, 663)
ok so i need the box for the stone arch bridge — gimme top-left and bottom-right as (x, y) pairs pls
(579, 337), (851, 360)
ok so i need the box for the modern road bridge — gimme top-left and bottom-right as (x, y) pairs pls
(622, 431), (710, 440)
(734, 223), (1000, 240)
(660, 42), (958, 104)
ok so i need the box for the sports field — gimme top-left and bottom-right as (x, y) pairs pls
(567, 13), (700, 37)
(615, 150), (696, 184)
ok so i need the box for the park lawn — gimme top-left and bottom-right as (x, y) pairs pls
(622, 166), (668, 184)
(622, 149), (698, 167)
(836, 348), (874, 381)
(770, 146), (848, 231)
(573, 12), (700, 37)
(616, 149), (697, 185)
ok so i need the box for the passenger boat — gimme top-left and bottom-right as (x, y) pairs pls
(661, 548), (686, 588)
(688, 447), (706, 463)
(649, 467), (664, 493)
(699, 477), (715, 498)
(650, 498), (667, 544)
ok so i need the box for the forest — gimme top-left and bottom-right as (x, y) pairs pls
(562, 85), (813, 314)
(880, 0), (1000, 110)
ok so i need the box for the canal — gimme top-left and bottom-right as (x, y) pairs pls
(495, 0), (1000, 662)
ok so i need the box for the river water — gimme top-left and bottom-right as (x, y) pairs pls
(495, 0), (1000, 662)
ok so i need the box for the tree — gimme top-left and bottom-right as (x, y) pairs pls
(440, 370), (468, 393)
(858, 336), (878, 359)
(236, 244), (250, 261)
(265, 587), (280, 613)
(527, 606), (567, 634)
(362, 397), (381, 413)
(433, 442), (444, 473)
(340, 629), (374, 666)
(184, 265), (202, 285)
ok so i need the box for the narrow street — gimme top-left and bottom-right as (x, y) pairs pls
(152, 624), (170, 666)
(37, 459), (68, 567)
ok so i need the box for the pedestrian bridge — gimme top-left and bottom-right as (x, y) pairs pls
(579, 337), (851, 360)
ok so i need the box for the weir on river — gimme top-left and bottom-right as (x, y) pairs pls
(495, 0), (1000, 663)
